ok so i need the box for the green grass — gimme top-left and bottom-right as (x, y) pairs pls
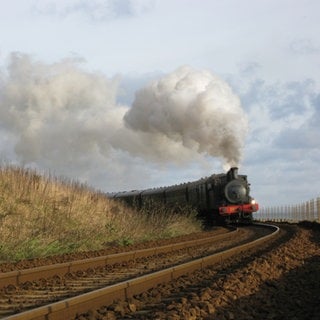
(0, 165), (203, 262)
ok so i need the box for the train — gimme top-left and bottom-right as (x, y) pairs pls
(108, 167), (259, 224)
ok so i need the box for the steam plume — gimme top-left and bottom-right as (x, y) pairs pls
(0, 54), (248, 189)
(125, 66), (248, 167)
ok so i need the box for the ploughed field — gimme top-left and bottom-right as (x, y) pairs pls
(111, 223), (319, 320)
(77, 223), (320, 320)
(0, 223), (319, 320)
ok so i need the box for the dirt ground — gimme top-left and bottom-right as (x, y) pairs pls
(78, 223), (320, 320)
(2, 223), (319, 319)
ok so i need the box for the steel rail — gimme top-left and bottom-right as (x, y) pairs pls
(5, 223), (279, 320)
(0, 227), (237, 289)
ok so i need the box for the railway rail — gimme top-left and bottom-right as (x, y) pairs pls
(1, 223), (279, 320)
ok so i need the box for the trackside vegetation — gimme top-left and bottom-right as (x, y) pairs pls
(0, 166), (202, 262)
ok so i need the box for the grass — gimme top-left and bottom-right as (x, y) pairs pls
(0, 165), (202, 262)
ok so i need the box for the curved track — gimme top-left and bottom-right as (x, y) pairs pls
(1, 224), (279, 320)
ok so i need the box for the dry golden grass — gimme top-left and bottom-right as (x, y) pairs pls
(0, 165), (202, 262)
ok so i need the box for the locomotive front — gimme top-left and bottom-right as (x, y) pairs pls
(219, 167), (259, 221)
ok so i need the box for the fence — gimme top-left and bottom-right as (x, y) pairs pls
(253, 197), (320, 223)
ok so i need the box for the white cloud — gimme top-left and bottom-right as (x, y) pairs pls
(32, 0), (155, 21)
(0, 0), (320, 206)
(235, 74), (320, 206)
(289, 38), (320, 55)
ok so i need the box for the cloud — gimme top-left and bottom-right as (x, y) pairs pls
(241, 78), (316, 121)
(33, 0), (155, 22)
(289, 38), (320, 55)
(274, 90), (320, 150)
(231, 72), (320, 205)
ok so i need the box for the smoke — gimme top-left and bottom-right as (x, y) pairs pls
(0, 54), (248, 189)
(0, 53), (123, 166)
(125, 66), (248, 167)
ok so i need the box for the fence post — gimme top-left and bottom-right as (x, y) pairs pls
(301, 203), (305, 221)
(292, 205), (295, 222)
(268, 207), (271, 221)
(311, 199), (315, 221)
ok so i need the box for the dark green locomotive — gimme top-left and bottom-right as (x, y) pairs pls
(109, 167), (259, 223)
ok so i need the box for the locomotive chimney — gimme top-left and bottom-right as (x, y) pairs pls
(228, 167), (238, 180)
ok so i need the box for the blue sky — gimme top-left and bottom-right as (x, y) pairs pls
(0, 0), (319, 206)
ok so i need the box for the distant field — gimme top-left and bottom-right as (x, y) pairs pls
(0, 166), (202, 262)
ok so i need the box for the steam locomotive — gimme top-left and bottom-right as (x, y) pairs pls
(109, 167), (259, 224)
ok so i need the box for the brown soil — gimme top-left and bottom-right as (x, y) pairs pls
(77, 223), (320, 320)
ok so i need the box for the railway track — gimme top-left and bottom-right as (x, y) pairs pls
(0, 223), (279, 320)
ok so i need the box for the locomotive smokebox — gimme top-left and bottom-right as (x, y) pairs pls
(227, 167), (238, 181)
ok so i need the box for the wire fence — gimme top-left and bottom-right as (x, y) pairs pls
(253, 197), (320, 223)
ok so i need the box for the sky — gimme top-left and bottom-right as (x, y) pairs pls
(0, 0), (319, 207)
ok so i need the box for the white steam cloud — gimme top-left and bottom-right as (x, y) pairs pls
(125, 66), (248, 167)
(0, 53), (248, 189)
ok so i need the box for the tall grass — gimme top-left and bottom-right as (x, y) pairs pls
(0, 166), (202, 262)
